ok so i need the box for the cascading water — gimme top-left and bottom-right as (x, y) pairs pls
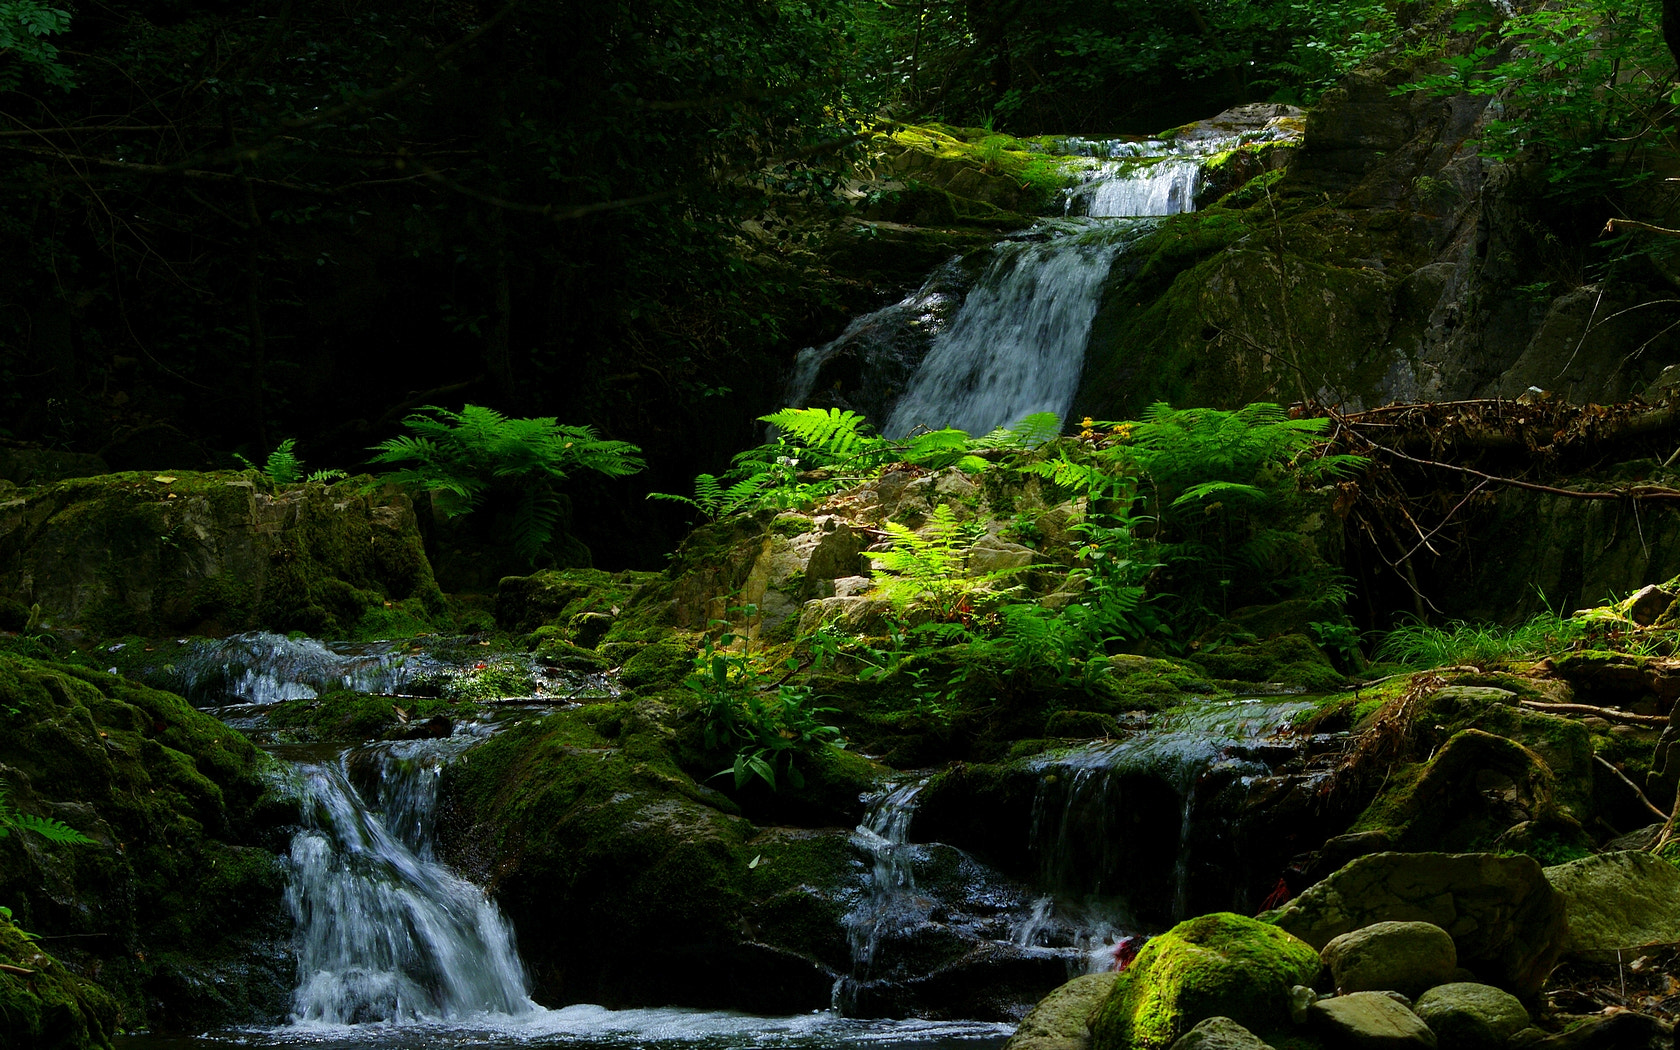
(1023, 698), (1316, 933)
(844, 779), (930, 977)
(881, 224), (1148, 438)
(285, 738), (536, 1025)
(794, 106), (1304, 439)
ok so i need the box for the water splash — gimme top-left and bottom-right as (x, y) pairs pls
(284, 739), (535, 1025)
(844, 779), (930, 976)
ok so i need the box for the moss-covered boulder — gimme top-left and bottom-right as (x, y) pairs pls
(0, 919), (119, 1050)
(1089, 913), (1320, 1050)
(435, 701), (852, 1012)
(1267, 851), (1565, 999)
(0, 471), (439, 636)
(0, 654), (293, 1032)
(1004, 972), (1121, 1050)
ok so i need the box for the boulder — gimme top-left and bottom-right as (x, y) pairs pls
(1411, 983), (1529, 1050)
(1004, 972), (1120, 1050)
(1321, 921), (1456, 998)
(1267, 852), (1566, 998)
(0, 471), (438, 636)
(1306, 991), (1436, 1049)
(1543, 851), (1680, 955)
(1088, 913), (1320, 1050)
(1167, 1016), (1275, 1050)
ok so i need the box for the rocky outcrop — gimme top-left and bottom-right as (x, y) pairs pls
(0, 654), (293, 1036)
(0, 472), (439, 637)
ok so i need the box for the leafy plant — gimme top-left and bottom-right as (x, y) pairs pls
(687, 645), (844, 791)
(0, 1), (73, 92)
(370, 404), (645, 565)
(236, 438), (346, 486)
(0, 782), (90, 846)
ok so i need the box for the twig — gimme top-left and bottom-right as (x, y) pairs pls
(0, 963), (36, 976)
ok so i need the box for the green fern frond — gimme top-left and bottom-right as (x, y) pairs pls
(5, 812), (93, 845)
(1170, 480), (1270, 508)
(760, 407), (879, 458)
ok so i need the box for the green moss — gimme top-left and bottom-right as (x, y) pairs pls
(1186, 634), (1343, 690)
(1045, 710), (1123, 738)
(620, 641), (698, 693)
(0, 919), (119, 1050)
(267, 689), (472, 740)
(0, 654), (290, 1030)
(1090, 913), (1320, 1050)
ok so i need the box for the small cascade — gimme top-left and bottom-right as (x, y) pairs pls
(285, 737), (535, 1025)
(882, 224), (1148, 438)
(843, 779), (929, 980)
(1026, 698), (1315, 928)
(1071, 158), (1204, 218)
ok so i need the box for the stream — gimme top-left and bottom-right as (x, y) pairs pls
(113, 121), (1313, 1049)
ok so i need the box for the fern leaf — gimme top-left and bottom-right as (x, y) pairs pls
(7, 812), (93, 845)
(760, 407), (879, 459)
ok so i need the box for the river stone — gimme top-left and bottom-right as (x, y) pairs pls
(1089, 912), (1320, 1050)
(1307, 991), (1436, 1049)
(1167, 1016), (1276, 1050)
(1267, 851), (1565, 997)
(1412, 983), (1528, 1050)
(1321, 920), (1456, 997)
(1005, 972), (1120, 1050)
(1543, 850), (1680, 955)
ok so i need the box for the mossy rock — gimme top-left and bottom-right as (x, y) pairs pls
(0, 654), (293, 1031)
(267, 689), (472, 741)
(0, 919), (120, 1050)
(433, 702), (844, 1012)
(531, 631), (611, 671)
(1045, 710), (1124, 738)
(0, 471), (439, 636)
(619, 640), (698, 693)
(1089, 913), (1320, 1050)
(494, 567), (673, 638)
(1185, 634), (1343, 690)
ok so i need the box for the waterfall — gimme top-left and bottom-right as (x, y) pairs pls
(285, 737), (536, 1025)
(844, 779), (929, 977)
(882, 224), (1148, 439)
(1024, 698), (1315, 928)
(1070, 159), (1204, 218)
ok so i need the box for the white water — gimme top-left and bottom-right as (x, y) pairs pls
(1071, 159), (1203, 218)
(286, 740), (536, 1025)
(844, 779), (930, 976)
(882, 225), (1146, 438)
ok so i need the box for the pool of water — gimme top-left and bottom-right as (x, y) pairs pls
(116, 1006), (1014, 1050)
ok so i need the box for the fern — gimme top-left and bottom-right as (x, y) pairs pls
(0, 785), (91, 846)
(973, 411), (1064, 450)
(649, 472), (770, 521)
(761, 407), (881, 460)
(370, 404), (644, 565)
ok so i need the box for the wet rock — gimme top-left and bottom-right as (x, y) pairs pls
(1543, 851), (1680, 955)
(0, 919), (119, 1050)
(1089, 912), (1320, 1050)
(1167, 1016), (1276, 1050)
(1626, 584), (1677, 626)
(1268, 852), (1566, 998)
(1306, 991), (1436, 1049)
(1411, 982), (1528, 1050)
(1321, 921), (1456, 998)
(1003, 972), (1120, 1050)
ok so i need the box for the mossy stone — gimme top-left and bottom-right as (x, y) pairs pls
(0, 919), (119, 1050)
(1090, 913), (1320, 1050)
(620, 641), (698, 693)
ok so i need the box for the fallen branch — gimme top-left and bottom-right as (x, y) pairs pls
(1595, 754), (1670, 821)
(1606, 218), (1680, 239)
(0, 963), (36, 976)
(1521, 700), (1669, 726)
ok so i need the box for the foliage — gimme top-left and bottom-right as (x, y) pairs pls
(370, 404), (644, 564)
(0, 0), (72, 92)
(651, 407), (1043, 520)
(1375, 614), (1586, 669)
(686, 615), (844, 791)
(1403, 1), (1679, 204)
(0, 781), (91, 846)
(872, 504), (1011, 621)
(234, 438), (345, 486)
